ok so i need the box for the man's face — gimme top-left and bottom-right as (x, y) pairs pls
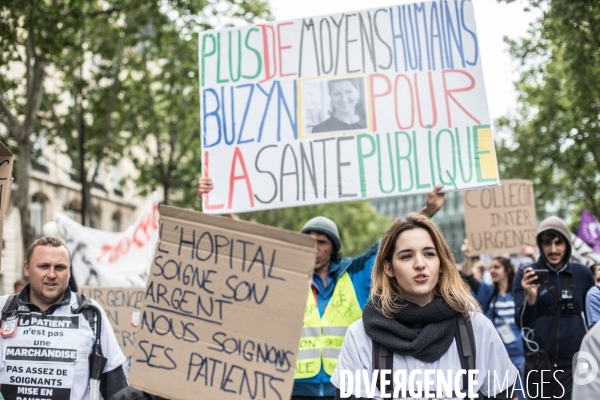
(310, 232), (333, 272)
(541, 235), (567, 269)
(24, 245), (71, 310)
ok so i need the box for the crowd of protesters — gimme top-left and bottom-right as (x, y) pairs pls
(1, 178), (599, 400)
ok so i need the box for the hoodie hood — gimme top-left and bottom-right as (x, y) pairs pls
(536, 216), (572, 267)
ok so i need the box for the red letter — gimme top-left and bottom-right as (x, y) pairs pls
(97, 244), (114, 262)
(203, 151), (224, 210)
(228, 147), (255, 209)
(277, 22), (295, 77)
(414, 72), (437, 128)
(369, 74), (391, 132)
(394, 74), (414, 130)
(442, 70), (481, 127)
(258, 24), (277, 83)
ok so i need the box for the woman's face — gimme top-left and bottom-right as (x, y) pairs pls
(329, 80), (359, 115)
(489, 260), (507, 284)
(383, 227), (441, 306)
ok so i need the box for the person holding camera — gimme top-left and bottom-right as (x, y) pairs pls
(514, 216), (595, 399)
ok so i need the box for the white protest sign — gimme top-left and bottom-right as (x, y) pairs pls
(128, 205), (315, 400)
(200, 1), (499, 213)
(56, 195), (158, 287)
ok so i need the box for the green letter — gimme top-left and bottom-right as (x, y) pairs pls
(357, 134), (376, 197)
(377, 133), (396, 194)
(395, 131), (414, 192)
(201, 33), (216, 86)
(243, 28), (262, 80)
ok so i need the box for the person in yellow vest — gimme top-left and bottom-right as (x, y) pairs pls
(196, 177), (445, 400)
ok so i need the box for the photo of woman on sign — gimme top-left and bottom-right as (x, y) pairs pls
(306, 77), (367, 134)
(329, 213), (518, 399)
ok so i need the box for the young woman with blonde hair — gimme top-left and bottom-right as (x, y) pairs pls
(330, 213), (518, 399)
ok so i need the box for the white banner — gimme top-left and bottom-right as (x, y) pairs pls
(200, 1), (499, 214)
(55, 195), (159, 287)
(571, 233), (600, 268)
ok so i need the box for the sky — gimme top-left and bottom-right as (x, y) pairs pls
(267, 0), (539, 122)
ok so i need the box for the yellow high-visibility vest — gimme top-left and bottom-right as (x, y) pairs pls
(295, 272), (362, 379)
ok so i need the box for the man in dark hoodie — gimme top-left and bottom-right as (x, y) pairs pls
(514, 216), (595, 398)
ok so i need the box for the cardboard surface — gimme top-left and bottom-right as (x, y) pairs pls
(79, 286), (145, 357)
(128, 205), (315, 400)
(463, 179), (537, 255)
(0, 142), (14, 269)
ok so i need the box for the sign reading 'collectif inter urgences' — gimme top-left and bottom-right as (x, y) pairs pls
(200, 1), (499, 213)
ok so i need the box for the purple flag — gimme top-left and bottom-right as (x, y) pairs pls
(577, 210), (600, 253)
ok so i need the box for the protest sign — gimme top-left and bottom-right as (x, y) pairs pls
(79, 286), (145, 357)
(128, 205), (315, 400)
(463, 179), (537, 255)
(56, 194), (159, 287)
(0, 142), (14, 269)
(577, 210), (600, 253)
(200, 1), (499, 214)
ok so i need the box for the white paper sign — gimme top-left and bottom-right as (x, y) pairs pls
(200, 1), (499, 214)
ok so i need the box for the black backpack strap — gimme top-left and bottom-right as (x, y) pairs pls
(456, 316), (477, 399)
(1, 294), (20, 320)
(458, 317), (476, 370)
(372, 340), (394, 396)
(73, 292), (97, 335)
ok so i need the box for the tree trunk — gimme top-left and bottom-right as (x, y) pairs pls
(163, 181), (170, 205)
(16, 132), (34, 256)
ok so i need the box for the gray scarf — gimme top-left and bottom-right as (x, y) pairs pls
(362, 297), (461, 362)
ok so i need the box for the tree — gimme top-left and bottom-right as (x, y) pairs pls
(0, 0), (85, 252)
(0, 0), (270, 255)
(120, 1), (271, 209)
(238, 202), (393, 258)
(495, 1), (600, 219)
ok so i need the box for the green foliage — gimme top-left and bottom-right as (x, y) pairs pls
(238, 201), (393, 258)
(495, 0), (600, 220)
(1, 0), (272, 230)
(117, 0), (271, 207)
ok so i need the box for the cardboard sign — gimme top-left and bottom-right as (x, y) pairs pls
(200, 1), (500, 214)
(464, 179), (537, 255)
(0, 142), (14, 270)
(128, 205), (315, 400)
(79, 287), (145, 357)
(56, 195), (159, 287)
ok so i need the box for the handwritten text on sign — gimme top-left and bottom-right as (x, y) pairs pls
(463, 179), (537, 255)
(79, 287), (145, 357)
(128, 206), (315, 400)
(201, 1), (499, 213)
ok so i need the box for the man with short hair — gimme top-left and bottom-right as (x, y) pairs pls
(197, 177), (445, 399)
(514, 216), (595, 399)
(12, 279), (26, 294)
(0, 237), (128, 400)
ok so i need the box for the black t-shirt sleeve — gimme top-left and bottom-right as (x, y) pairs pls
(101, 365), (128, 400)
